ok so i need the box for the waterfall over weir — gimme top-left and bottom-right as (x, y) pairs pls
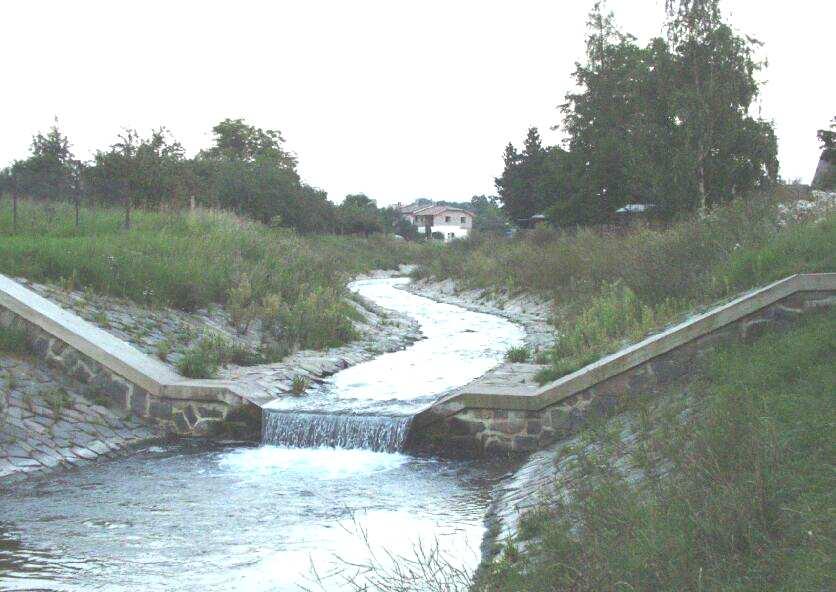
(262, 410), (413, 453)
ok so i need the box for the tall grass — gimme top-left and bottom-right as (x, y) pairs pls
(413, 193), (834, 381)
(0, 198), (426, 351)
(480, 310), (836, 591)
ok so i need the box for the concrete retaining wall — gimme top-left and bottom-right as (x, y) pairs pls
(407, 273), (835, 456)
(0, 275), (261, 439)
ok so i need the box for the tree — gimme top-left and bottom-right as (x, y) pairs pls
(818, 117), (835, 160)
(496, 0), (779, 225)
(85, 128), (190, 221)
(665, 0), (778, 210)
(200, 118), (297, 170)
(6, 119), (81, 202)
(495, 128), (570, 224)
(469, 194), (508, 234)
(336, 193), (384, 235)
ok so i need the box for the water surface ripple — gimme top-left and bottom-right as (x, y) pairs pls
(0, 277), (525, 591)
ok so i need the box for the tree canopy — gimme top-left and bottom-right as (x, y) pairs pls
(497, 0), (779, 227)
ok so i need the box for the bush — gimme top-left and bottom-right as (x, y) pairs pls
(413, 193), (834, 384)
(175, 342), (220, 379)
(290, 375), (308, 395)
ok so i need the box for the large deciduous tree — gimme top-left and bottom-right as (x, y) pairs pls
(496, 0), (778, 227)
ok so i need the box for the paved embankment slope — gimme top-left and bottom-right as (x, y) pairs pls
(0, 355), (155, 486)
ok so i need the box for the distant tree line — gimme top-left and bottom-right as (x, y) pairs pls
(0, 118), (413, 235)
(497, 0), (780, 227)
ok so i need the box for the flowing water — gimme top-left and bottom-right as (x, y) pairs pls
(0, 278), (525, 591)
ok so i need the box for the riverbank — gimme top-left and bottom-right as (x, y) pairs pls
(474, 309), (834, 591)
(16, 274), (423, 401)
(0, 276), (527, 591)
(402, 277), (555, 352)
(0, 351), (156, 487)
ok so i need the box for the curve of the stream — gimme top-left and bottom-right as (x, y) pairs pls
(0, 277), (524, 592)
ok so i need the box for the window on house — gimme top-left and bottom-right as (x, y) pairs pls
(445, 216), (451, 223)
(460, 216), (466, 224)
(447, 232), (454, 240)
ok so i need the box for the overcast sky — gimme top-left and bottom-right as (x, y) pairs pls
(2, 0), (833, 206)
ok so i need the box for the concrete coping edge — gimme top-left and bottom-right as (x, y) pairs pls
(0, 274), (259, 408)
(426, 273), (836, 416)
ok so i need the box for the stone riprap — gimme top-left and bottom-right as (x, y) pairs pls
(0, 272), (422, 445)
(19, 278), (421, 397)
(0, 274), (262, 440)
(18, 279), (260, 370)
(407, 273), (835, 456)
(0, 354), (155, 486)
(483, 388), (694, 561)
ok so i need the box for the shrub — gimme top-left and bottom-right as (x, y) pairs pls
(0, 199), (429, 354)
(175, 346), (219, 379)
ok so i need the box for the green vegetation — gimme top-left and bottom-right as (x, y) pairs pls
(416, 194), (835, 382)
(504, 346), (530, 363)
(814, 117), (835, 190)
(43, 387), (73, 417)
(497, 0), (777, 225)
(175, 333), (270, 379)
(0, 325), (31, 356)
(0, 118), (438, 238)
(0, 199), (426, 361)
(480, 310), (835, 591)
(290, 376), (309, 395)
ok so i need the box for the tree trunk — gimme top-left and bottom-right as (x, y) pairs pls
(697, 162), (707, 213)
(12, 191), (18, 232)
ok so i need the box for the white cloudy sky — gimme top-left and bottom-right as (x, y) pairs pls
(1, 0), (833, 206)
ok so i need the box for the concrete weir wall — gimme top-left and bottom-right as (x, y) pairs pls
(0, 275), (261, 439)
(407, 273), (835, 456)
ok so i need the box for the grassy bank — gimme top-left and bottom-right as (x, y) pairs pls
(415, 192), (835, 381)
(0, 198), (426, 353)
(479, 309), (835, 591)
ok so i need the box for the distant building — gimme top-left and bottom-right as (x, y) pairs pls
(517, 214), (547, 229)
(615, 203), (657, 226)
(397, 202), (474, 241)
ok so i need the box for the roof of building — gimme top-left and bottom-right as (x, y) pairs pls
(616, 203), (657, 214)
(398, 202), (430, 214)
(399, 203), (474, 216)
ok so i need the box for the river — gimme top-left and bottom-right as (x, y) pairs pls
(0, 277), (525, 591)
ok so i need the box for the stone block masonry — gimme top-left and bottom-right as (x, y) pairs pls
(407, 274), (835, 456)
(0, 274), (262, 441)
(0, 355), (154, 486)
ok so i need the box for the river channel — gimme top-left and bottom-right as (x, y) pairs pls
(0, 277), (525, 591)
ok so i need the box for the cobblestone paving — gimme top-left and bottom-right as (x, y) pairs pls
(0, 355), (156, 486)
(19, 278), (422, 402)
(18, 279), (251, 368)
